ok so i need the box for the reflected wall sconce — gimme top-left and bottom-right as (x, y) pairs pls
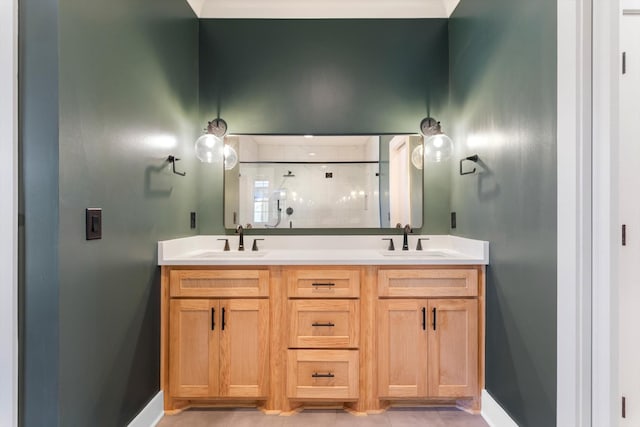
(419, 117), (453, 163)
(459, 154), (479, 175)
(195, 118), (227, 163)
(167, 155), (186, 176)
(223, 145), (238, 170)
(410, 145), (424, 170)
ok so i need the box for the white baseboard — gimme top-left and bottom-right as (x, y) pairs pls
(128, 391), (164, 427)
(481, 389), (519, 427)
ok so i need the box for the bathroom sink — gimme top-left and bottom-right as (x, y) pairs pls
(379, 250), (450, 258)
(183, 250), (268, 259)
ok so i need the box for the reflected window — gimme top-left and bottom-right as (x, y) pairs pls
(253, 180), (270, 223)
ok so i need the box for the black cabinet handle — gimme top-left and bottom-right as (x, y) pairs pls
(222, 307), (226, 331)
(312, 322), (335, 327)
(432, 307), (437, 331)
(422, 307), (426, 330)
(312, 283), (335, 287)
(211, 307), (215, 331)
(312, 372), (335, 378)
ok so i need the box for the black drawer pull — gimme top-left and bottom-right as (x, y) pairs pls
(311, 283), (335, 287)
(211, 307), (215, 331)
(312, 372), (335, 378)
(312, 322), (335, 327)
(422, 307), (426, 330)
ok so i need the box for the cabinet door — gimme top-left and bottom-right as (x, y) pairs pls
(377, 299), (428, 398)
(219, 299), (269, 397)
(169, 299), (219, 397)
(427, 299), (478, 397)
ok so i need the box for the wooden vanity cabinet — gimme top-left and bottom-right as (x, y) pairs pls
(162, 264), (484, 414)
(377, 268), (481, 403)
(170, 298), (269, 398)
(163, 268), (270, 409)
(284, 267), (360, 403)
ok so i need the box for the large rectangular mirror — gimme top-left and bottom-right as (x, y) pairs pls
(223, 135), (423, 229)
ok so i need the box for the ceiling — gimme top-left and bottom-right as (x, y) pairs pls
(187, 0), (461, 19)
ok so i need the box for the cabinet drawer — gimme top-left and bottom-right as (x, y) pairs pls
(287, 269), (360, 298)
(289, 300), (359, 348)
(378, 268), (478, 297)
(287, 350), (359, 400)
(170, 269), (269, 297)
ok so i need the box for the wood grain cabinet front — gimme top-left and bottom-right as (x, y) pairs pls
(377, 298), (478, 399)
(162, 265), (484, 413)
(170, 269), (269, 298)
(284, 267), (362, 407)
(287, 350), (359, 400)
(377, 267), (481, 403)
(287, 268), (360, 298)
(169, 298), (269, 399)
(378, 268), (478, 298)
(288, 299), (359, 349)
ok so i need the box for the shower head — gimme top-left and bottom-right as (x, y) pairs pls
(283, 171), (295, 177)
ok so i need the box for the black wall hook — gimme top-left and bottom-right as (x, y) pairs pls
(167, 155), (186, 176)
(459, 154), (479, 175)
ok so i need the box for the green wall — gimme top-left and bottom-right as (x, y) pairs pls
(19, 0), (60, 423)
(448, 1), (557, 426)
(21, 0), (200, 425)
(19, 7), (558, 425)
(198, 19), (451, 234)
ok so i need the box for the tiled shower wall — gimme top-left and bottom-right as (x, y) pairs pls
(234, 136), (380, 228)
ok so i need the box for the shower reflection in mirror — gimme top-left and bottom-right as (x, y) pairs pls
(223, 135), (424, 229)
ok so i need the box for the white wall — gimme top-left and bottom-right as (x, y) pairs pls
(0, 0), (18, 425)
(622, 0), (640, 10)
(618, 13), (640, 426)
(592, 0), (620, 425)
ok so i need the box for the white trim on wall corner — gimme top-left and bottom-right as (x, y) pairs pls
(592, 0), (620, 425)
(556, 0), (593, 426)
(0, 0), (19, 424)
(127, 392), (164, 427)
(481, 390), (519, 427)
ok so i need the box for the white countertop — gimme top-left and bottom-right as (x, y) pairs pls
(158, 235), (489, 266)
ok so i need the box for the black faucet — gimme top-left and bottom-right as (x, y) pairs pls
(236, 225), (244, 251)
(402, 224), (412, 251)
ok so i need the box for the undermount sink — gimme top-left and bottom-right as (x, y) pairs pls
(379, 250), (450, 257)
(183, 250), (268, 259)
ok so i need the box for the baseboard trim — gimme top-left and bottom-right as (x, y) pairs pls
(481, 389), (519, 427)
(128, 391), (164, 427)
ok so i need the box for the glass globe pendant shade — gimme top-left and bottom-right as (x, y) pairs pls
(223, 145), (238, 170)
(194, 133), (223, 164)
(424, 133), (453, 163)
(411, 145), (424, 170)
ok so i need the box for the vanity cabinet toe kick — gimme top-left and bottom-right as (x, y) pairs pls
(160, 265), (485, 415)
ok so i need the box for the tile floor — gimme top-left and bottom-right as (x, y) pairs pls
(157, 407), (489, 427)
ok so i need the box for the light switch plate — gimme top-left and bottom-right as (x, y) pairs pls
(86, 208), (102, 240)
